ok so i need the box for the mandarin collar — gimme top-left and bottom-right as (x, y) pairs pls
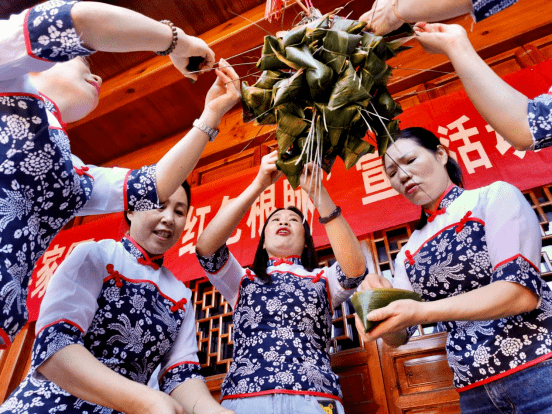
(39, 92), (68, 130)
(121, 236), (164, 270)
(423, 184), (464, 221)
(267, 256), (302, 267)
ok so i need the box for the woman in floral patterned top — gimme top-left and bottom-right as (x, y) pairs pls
(0, 0), (240, 349)
(359, 0), (552, 152)
(356, 127), (552, 413)
(0, 182), (235, 414)
(195, 151), (368, 414)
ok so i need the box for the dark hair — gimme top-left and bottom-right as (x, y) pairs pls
(387, 127), (464, 229)
(251, 206), (319, 283)
(124, 180), (192, 227)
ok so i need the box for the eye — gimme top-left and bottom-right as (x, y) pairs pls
(407, 158), (416, 164)
(175, 210), (185, 216)
(388, 170), (396, 178)
(290, 217), (299, 222)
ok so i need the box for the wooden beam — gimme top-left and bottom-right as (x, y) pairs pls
(69, 0), (372, 130)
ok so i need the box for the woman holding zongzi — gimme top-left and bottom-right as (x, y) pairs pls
(356, 127), (552, 413)
(195, 151), (367, 414)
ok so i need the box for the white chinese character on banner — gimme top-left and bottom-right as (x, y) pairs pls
(355, 152), (398, 205)
(247, 184), (276, 237)
(179, 205), (212, 256)
(440, 115), (492, 174)
(32, 244), (65, 299)
(283, 179), (315, 221)
(486, 124), (526, 159)
(220, 195), (242, 245)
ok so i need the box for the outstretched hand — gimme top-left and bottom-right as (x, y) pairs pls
(359, 0), (403, 36)
(170, 30), (216, 81)
(204, 58), (241, 121)
(254, 151), (283, 191)
(414, 22), (470, 56)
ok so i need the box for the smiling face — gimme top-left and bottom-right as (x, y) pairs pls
(30, 57), (102, 123)
(126, 186), (189, 257)
(384, 138), (452, 210)
(262, 208), (306, 259)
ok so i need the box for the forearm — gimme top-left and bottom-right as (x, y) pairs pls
(171, 379), (223, 414)
(196, 181), (265, 256)
(448, 41), (532, 150)
(71, 2), (175, 53)
(422, 281), (538, 324)
(156, 109), (222, 202)
(38, 344), (155, 414)
(395, 0), (473, 23)
(317, 188), (365, 277)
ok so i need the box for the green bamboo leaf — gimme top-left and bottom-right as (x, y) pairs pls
(328, 63), (370, 110)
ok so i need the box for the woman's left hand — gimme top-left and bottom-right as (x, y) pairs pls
(299, 163), (327, 199)
(202, 58), (241, 124)
(359, 299), (423, 342)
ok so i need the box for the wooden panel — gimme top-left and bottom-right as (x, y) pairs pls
(0, 322), (35, 402)
(397, 353), (453, 394)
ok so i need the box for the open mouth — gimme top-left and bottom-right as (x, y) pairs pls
(154, 230), (172, 240)
(277, 228), (290, 236)
(405, 183), (418, 195)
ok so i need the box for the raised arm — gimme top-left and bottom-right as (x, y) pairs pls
(70, 2), (214, 79)
(196, 151), (283, 257)
(359, 0), (472, 35)
(414, 23), (533, 150)
(300, 164), (366, 278)
(155, 59), (240, 202)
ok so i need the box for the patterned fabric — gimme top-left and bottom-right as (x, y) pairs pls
(529, 88), (552, 150)
(0, 239), (202, 413)
(198, 246), (367, 402)
(471, 0), (519, 22)
(395, 182), (552, 391)
(121, 236), (164, 269)
(26, 1), (95, 62)
(0, 1), (161, 347)
(160, 362), (204, 395)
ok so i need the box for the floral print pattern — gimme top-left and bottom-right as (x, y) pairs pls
(402, 185), (552, 390)
(0, 238), (202, 413)
(471, 0), (519, 22)
(529, 89), (552, 150)
(199, 247), (366, 401)
(0, 1), (161, 347)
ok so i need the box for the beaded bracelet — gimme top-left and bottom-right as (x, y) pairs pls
(156, 20), (178, 56)
(319, 206), (342, 224)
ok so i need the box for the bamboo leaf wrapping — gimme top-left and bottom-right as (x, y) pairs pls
(242, 17), (413, 188)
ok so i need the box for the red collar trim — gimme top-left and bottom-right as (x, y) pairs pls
(423, 183), (455, 218)
(125, 235), (165, 269)
(39, 92), (68, 130)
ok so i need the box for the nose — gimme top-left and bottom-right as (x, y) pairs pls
(89, 74), (102, 86)
(160, 209), (175, 225)
(397, 166), (411, 184)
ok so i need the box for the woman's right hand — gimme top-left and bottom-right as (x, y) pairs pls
(253, 151), (283, 191)
(170, 30), (216, 81)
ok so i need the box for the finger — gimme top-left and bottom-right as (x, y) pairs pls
(367, 307), (390, 322)
(202, 48), (216, 71)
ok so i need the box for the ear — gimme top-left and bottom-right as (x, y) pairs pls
(126, 211), (134, 224)
(435, 145), (448, 167)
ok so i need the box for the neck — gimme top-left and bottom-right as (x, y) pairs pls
(423, 181), (454, 211)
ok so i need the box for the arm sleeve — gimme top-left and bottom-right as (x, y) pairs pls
(528, 90), (552, 150)
(74, 157), (161, 216)
(31, 241), (105, 370)
(157, 294), (204, 395)
(0, 1), (95, 82)
(470, 0), (520, 22)
(196, 245), (246, 309)
(485, 182), (544, 298)
(326, 261), (368, 308)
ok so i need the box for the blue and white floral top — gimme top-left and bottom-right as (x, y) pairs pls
(471, 0), (519, 22)
(393, 182), (552, 391)
(0, 236), (203, 414)
(197, 246), (367, 402)
(0, 1), (161, 348)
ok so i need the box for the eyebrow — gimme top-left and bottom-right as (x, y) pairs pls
(384, 150), (416, 172)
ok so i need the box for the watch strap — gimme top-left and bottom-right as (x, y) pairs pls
(193, 119), (219, 142)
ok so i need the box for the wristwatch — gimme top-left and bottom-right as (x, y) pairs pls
(193, 119), (219, 142)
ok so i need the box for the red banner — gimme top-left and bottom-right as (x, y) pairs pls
(27, 58), (552, 321)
